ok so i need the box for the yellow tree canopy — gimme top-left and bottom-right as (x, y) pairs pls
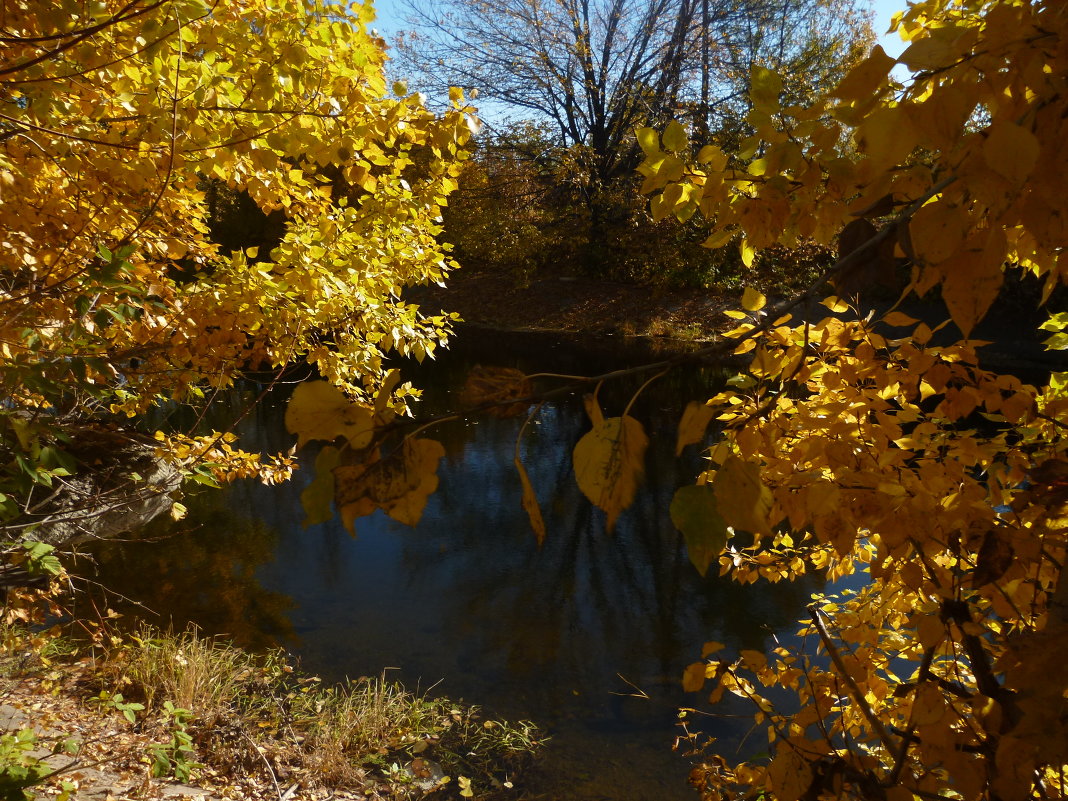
(0, 0), (474, 413)
(638, 0), (1068, 799)
(0, 0), (475, 517)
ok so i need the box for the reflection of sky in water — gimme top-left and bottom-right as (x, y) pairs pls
(88, 331), (830, 801)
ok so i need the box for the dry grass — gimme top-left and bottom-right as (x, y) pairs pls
(90, 624), (543, 797)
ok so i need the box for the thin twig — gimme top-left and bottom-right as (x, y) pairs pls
(243, 731), (283, 801)
(808, 605), (898, 753)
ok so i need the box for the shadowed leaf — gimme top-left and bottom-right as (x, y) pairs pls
(335, 438), (445, 532)
(670, 484), (729, 576)
(514, 455), (546, 545)
(460, 365), (532, 418)
(300, 446), (341, 528)
(713, 456), (773, 535)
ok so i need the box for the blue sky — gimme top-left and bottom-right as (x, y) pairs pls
(368, 0), (914, 124)
(870, 0), (911, 57)
(370, 0), (913, 60)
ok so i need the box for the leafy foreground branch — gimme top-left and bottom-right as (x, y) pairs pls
(1, 609), (541, 801)
(284, 1), (1068, 800)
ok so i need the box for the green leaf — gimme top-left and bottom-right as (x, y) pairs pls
(670, 484), (729, 576)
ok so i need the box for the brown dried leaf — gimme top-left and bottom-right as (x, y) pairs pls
(459, 365), (532, 418)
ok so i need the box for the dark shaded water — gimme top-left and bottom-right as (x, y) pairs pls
(83, 330), (824, 800)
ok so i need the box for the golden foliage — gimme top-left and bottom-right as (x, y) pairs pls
(572, 398), (649, 533)
(649, 1), (1068, 799)
(0, 0), (473, 505)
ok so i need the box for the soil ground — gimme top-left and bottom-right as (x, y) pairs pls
(408, 271), (734, 342)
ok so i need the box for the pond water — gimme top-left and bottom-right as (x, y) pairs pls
(84, 330), (826, 800)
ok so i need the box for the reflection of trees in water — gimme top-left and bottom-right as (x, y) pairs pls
(83, 332), (822, 757)
(395, 359), (822, 733)
(81, 488), (295, 651)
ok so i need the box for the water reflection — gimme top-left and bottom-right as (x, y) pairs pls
(84, 489), (295, 650)
(84, 331), (823, 800)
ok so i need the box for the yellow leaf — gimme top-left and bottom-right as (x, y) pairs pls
(766, 744), (814, 801)
(741, 287), (766, 312)
(916, 612), (945, 649)
(582, 393), (604, 427)
(882, 311), (919, 327)
(702, 228), (734, 249)
(374, 369), (404, 422)
(701, 641), (724, 658)
(697, 144), (727, 170)
(335, 438), (445, 530)
(941, 249), (1003, 338)
(636, 126), (660, 156)
(573, 416), (649, 533)
(830, 45), (895, 100)
(458, 775), (474, 798)
(909, 200), (966, 264)
(750, 66), (783, 112)
(285, 381), (375, 449)
(662, 120), (689, 152)
(740, 239), (756, 268)
(682, 661), (707, 692)
(899, 33), (960, 71)
(911, 681), (948, 726)
(676, 400), (716, 455)
(514, 455), (546, 545)
(983, 121), (1040, 186)
(855, 106), (918, 170)
(713, 457), (773, 535)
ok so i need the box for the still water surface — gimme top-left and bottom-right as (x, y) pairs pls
(86, 330), (825, 800)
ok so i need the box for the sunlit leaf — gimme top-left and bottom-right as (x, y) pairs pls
(740, 239), (755, 268)
(285, 381), (374, 449)
(636, 126), (660, 156)
(675, 400), (716, 455)
(662, 120), (689, 152)
(573, 416), (648, 533)
(335, 438), (445, 532)
(750, 66), (783, 112)
(741, 287), (765, 312)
